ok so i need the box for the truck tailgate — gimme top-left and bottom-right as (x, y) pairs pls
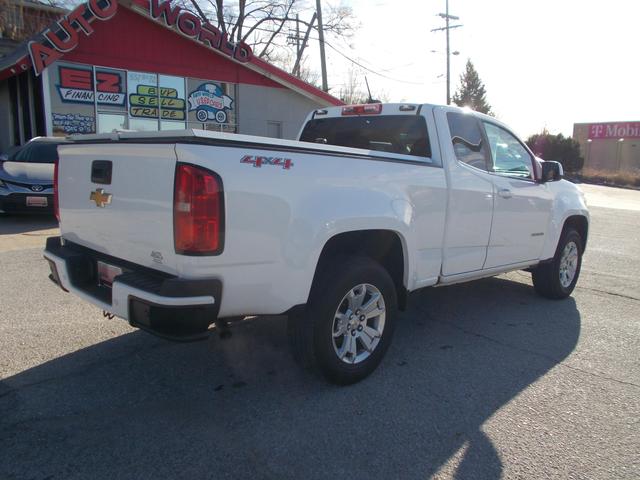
(57, 143), (179, 274)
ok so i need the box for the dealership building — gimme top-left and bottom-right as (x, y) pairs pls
(573, 122), (640, 172)
(0, 0), (342, 154)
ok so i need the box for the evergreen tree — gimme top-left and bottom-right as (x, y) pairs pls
(452, 60), (493, 115)
(526, 130), (584, 173)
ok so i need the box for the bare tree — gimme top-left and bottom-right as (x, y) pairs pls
(184, 0), (356, 75)
(268, 49), (320, 87)
(338, 67), (365, 104)
(337, 68), (389, 104)
(0, 0), (69, 42)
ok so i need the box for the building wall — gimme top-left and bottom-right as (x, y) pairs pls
(574, 123), (640, 172)
(63, 6), (283, 91)
(39, 6), (324, 140)
(238, 84), (320, 140)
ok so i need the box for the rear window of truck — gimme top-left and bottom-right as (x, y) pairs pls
(300, 115), (432, 160)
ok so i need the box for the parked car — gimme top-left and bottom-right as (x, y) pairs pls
(43, 103), (589, 384)
(0, 137), (67, 215)
(0, 145), (21, 161)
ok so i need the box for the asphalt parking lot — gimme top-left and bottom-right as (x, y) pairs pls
(0, 184), (638, 479)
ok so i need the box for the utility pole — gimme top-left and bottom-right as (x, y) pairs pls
(316, 0), (328, 92)
(286, 14), (301, 60)
(292, 12), (317, 77)
(431, 0), (462, 105)
(287, 14), (302, 76)
(445, 0), (451, 105)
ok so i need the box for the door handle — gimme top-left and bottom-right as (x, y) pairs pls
(498, 188), (512, 199)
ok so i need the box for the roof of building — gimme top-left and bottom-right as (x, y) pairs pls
(0, 38), (21, 57)
(0, 0), (343, 107)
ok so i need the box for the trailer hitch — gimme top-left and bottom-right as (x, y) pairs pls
(214, 318), (232, 339)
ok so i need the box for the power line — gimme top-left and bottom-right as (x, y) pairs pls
(322, 39), (426, 85)
(221, 21), (429, 86)
(186, 3), (439, 87)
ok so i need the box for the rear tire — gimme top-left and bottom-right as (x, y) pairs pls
(288, 256), (397, 385)
(532, 228), (583, 299)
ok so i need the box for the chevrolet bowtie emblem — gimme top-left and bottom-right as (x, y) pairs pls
(90, 188), (113, 208)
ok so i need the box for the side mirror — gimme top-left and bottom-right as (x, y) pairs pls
(540, 161), (563, 183)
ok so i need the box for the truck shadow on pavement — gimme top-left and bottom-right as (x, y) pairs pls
(0, 274), (580, 480)
(0, 214), (58, 235)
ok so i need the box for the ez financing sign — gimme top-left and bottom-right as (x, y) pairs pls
(57, 66), (125, 106)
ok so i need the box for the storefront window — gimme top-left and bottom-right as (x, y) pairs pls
(159, 74), (186, 130)
(96, 67), (127, 133)
(47, 62), (96, 136)
(128, 118), (159, 131)
(127, 71), (159, 131)
(186, 78), (237, 133)
(46, 63), (238, 135)
(98, 113), (126, 133)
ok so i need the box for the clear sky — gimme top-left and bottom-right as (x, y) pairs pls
(311, 0), (640, 139)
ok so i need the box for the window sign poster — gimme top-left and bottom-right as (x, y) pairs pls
(127, 71), (159, 131)
(96, 67), (127, 133)
(186, 78), (236, 129)
(159, 74), (186, 130)
(45, 65), (240, 135)
(128, 71), (158, 118)
(51, 64), (126, 108)
(47, 62), (95, 135)
(95, 67), (126, 110)
(56, 64), (94, 104)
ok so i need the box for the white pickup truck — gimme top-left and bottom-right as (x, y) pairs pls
(44, 103), (589, 384)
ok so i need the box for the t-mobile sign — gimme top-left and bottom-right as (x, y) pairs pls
(588, 122), (640, 139)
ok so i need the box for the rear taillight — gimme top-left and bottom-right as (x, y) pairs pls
(174, 163), (224, 255)
(342, 104), (382, 116)
(53, 160), (60, 222)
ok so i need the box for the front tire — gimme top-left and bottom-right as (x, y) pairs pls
(288, 256), (397, 385)
(532, 228), (583, 299)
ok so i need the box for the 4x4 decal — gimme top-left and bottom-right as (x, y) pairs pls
(241, 155), (294, 170)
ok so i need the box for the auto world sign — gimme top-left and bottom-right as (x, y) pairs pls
(28, 0), (118, 76)
(148, 0), (253, 63)
(27, 0), (252, 77)
(588, 122), (640, 139)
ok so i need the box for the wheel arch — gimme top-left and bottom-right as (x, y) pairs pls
(563, 214), (589, 251)
(309, 229), (409, 310)
(540, 208), (590, 261)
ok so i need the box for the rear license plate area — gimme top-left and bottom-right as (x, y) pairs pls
(97, 261), (123, 288)
(26, 196), (48, 207)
